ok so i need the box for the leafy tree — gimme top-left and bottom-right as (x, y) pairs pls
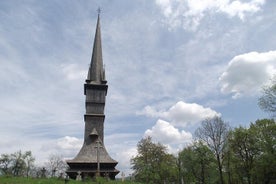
(228, 127), (259, 184)
(0, 153), (12, 175)
(258, 77), (276, 117)
(0, 150), (35, 177)
(131, 136), (177, 184)
(195, 116), (230, 184)
(249, 119), (276, 183)
(226, 119), (276, 184)
(179, 141), (216, 184)
(223, 136), (240, 184)
(10, 150), (27, 176)
(24, 151), (35, 177)
(178, 146), (196, 183)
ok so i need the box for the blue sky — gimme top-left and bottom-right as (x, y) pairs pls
(0, 0), (275, 176)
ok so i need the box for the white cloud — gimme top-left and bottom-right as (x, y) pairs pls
(219, 0), (265, 20)
(56, 136), (82, 150)
(40, 136), (82, 160)
(114, 147), (137, 176)
(137, 105), (165, 118)
(145, 119), (192, 145)
(164, 101), (221, 126)
(219, 51), (276, 98)
(61, 63), (87, 80)
(141, 101), (220, 153)
(155, 0), (173, 17)
(139, 101), (220, 127)
(0, 136), (82, 166)
(105, 133), (139, 176)
(155, 0), (266, 30)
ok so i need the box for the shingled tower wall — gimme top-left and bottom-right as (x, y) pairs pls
(66, 13), (119, 180)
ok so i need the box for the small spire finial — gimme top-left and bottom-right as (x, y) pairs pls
(97, 7), (101, 15)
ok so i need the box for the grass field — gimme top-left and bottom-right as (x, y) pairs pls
(0, 176), (141, 184)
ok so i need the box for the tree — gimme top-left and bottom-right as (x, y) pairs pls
(10, 150), (27, 176)
(228, 127), (259, 184)
(223, 136), (240, 184)
(258, 76), (276, 117)
(178, 145), (196, 183)
(179, 141), (216, 184)
(249, 119), (276, 183)
(226, 119), (276, 184)
(46, 154), (67, 177)
(131, 136), (177, 184)
(24, 151), (35, 177)
(0, 151), (35, 177)
(195, 116), (230, 184)
(0, 154), (12, 175)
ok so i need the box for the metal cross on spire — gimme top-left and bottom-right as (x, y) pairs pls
(97, 7), (101, 15)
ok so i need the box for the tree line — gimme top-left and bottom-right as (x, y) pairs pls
(131, 118), (275, 184)
(0, 151), (67, 178)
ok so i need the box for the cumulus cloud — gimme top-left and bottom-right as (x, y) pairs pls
(105, 133), (139, 175)
(163, 101), (221, 126)
(139, 101), (220, 127)
(56, 136), (82, 150)
(41, 136), (82, 159)
(114, 147), (137, 176)
(145, 119), (192, 144)
(138, 105), (165, 118)
(61, 63), (87, 80)
(140, 101), (219, 153)
(155, 0), (265, 30)
(219, 51), (276, 98)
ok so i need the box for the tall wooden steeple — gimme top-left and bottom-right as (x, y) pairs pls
(66, 12), (119, 180)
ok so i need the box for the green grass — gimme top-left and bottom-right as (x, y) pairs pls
(0, 176), (142, 184)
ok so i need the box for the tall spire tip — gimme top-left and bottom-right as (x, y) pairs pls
(97, 7), (101, 15)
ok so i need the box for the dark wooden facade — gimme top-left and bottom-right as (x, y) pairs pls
(66, 14), (119, 180)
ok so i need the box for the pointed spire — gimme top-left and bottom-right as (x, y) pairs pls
(86, 10), (106, 84)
